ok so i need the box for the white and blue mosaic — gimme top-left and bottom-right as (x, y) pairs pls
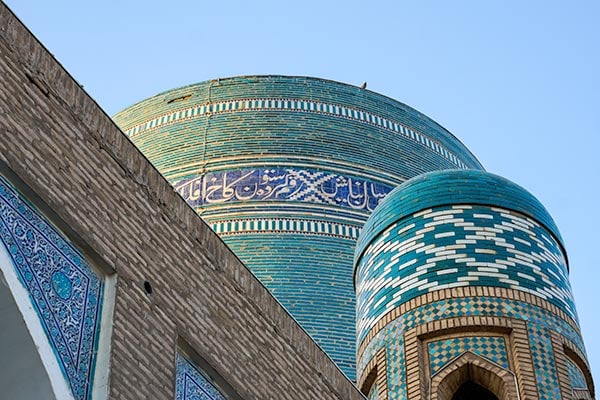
(175, 353), (226, 400)
(356, 204), (575, 339)
(210, 218), (362, 240)
(356, 170), (590, 400)
(0, 175), (104, 400)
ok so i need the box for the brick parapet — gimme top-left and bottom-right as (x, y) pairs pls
(0, 3), (364, 399)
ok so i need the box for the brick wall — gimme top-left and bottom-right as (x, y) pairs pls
(0, 3), (364, 399)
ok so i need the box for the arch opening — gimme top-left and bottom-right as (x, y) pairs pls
(0, 268), (58, 400)
(431, 352), (518, 400)
(451, 380), (499, 400)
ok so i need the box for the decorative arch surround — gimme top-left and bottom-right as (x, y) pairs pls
(358, 348), (388, 400)
(0, 174), (113, 400)
(401, 315), (539, 400)
(430, 352), (519, 400)
(551, 330), (595, 400)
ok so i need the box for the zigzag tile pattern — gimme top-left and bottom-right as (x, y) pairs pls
(356, 204), (574, 341)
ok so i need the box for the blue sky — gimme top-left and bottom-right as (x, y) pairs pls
(6, 0), (599, 386)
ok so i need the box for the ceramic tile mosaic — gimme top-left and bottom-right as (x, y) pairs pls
(367, 382), (379, 400)
(210, 217), (362, 240)
(114, 76), (484, 379)
(356, 202), (575, 340)
(0, 175), (104, 400)
(173, 167), (393, 213)
(122, 97), (469, 169)
(357, 296), (585, 400)
(566, 358), (587, 390)
(528, 324), (561, 399)
(175, 353), (226, 400)
(428, 336), (508, 374)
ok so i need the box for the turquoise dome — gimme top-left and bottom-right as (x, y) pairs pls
(355, 169), (565, 271)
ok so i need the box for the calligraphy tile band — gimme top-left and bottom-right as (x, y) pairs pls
(174, 167), (394, 214)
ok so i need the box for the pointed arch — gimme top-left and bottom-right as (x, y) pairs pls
(430, 352), (519, 400)
(0, 174), (114, 400)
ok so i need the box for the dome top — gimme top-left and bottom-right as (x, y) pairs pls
(354, 169), (565, 268)
(114, 75), (483, 171)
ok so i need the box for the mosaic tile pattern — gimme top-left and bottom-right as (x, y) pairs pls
(356, 169), (564, 267)
(566, 358), (587, 389)
(175, 353), (226, 400)
(114, 75), (484, 379)
(428, 336), (508, 374)
(0, 176), (104, 400)
(357, 297), (585, 400)
(356, 203), (574, 341)
(368, 382), (379, 400)
(528, 323), (561, 399)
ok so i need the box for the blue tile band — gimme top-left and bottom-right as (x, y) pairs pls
(174, 167), (394, 213)
(123, 97), (470, 169)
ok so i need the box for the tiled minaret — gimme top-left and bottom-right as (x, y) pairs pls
(355, 170), (594, 400)
(113, 76), (483, 378)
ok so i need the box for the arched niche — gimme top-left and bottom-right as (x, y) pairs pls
(431, 352), (519, 400)
(451, 381), (499, 400)
(0, 247), (65, 399)
(0, 174), (114, 400)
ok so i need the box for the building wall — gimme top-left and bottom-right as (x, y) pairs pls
(0, 4), (363, 399)
(113, 76), (484, 378)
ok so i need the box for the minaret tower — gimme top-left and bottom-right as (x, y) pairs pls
(355, 170), (594, 400)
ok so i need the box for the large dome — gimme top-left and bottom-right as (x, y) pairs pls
(114, 75), (483, 378)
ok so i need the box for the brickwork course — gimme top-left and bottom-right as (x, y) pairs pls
(0, 3), (364, 399)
